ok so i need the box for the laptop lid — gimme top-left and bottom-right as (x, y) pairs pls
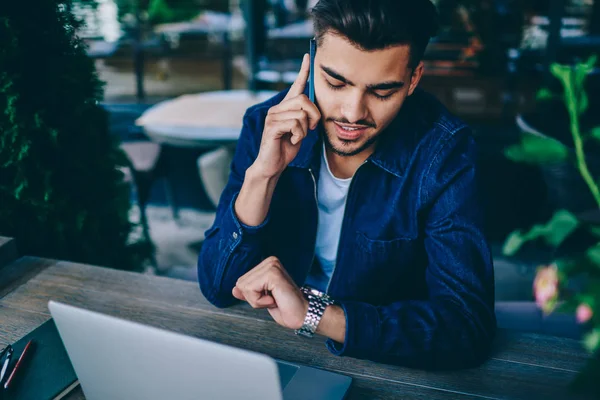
(48, 301), (283, 400)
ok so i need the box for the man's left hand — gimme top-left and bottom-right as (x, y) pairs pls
(232, 256), (308, 330)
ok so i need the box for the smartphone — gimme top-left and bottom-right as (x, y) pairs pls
(309, 38), (316, 103)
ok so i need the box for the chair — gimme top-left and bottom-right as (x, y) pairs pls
(119, 141), (164, 268)
(196, 145), (235, 209)
(495, 301), (583, 340)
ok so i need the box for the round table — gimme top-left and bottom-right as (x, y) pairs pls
(134, 89), (278, 216)
(135, 90), (279, 148)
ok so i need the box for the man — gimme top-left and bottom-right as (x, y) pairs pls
(198, 0), (496, 370)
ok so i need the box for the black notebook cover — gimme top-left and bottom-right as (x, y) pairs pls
(2, 319), (78, 400)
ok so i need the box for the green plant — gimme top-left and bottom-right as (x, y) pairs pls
(0, 0), (152, 271)
(502, 54), (600, 393)
(115, 0), (205, 25)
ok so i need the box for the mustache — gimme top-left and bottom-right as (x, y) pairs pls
(326, 117), (376, 129)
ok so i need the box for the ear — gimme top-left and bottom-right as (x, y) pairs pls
(407, 61), (424, 96)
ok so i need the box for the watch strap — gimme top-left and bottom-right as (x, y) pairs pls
(295, 287), (334, 338)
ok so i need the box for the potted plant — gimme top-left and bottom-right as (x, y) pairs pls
(503, 54), (600, 394)
(0, 0), (152, 271)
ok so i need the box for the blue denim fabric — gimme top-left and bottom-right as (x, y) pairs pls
(197, 87), (496, 370)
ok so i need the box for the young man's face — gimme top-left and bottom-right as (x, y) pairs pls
(314, 31), (423, 157)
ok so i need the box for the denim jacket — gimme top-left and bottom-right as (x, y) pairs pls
(197, 87), (496, 370)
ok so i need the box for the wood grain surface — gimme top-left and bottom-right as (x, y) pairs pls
(0, 238), (594, 400)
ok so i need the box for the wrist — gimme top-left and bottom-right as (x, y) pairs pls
(235, 165), (280, 227)
(316, 305), (346, 344)
(247, 162), (282, 182)
(244, 165), (280, 192)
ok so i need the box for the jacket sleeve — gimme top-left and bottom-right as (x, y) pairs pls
(197, 109), (271, 308)
(325, 129), (497, 370)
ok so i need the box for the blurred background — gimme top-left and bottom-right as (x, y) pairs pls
(62, 0), (599, 305)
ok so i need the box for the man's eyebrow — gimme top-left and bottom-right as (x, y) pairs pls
(366, 81), (405, 91)
(321, 65), (404, 91)
(321, 65), (355, 86)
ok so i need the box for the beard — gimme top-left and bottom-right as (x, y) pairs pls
(322, 119), (379, 157)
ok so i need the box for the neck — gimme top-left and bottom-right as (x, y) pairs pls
(325, 145), (374, 179)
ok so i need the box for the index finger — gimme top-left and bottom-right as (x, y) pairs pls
(284, 53), (310, 101)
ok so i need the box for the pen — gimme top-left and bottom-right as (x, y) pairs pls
(0, 346), (7, 358)
(0, 345), (13, 386)
(3, 340), (33, 390)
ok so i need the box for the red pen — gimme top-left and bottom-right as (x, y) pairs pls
(3, 340), (33, 390)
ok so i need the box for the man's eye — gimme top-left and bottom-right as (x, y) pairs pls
(372, 91), (395, 101)
(326, 81), (344, 90)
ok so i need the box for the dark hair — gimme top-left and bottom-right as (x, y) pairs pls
(311, 0), (439, 68)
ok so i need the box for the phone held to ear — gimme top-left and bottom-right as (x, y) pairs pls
(309, 38), (316, 103)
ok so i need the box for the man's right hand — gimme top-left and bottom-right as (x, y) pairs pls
(234, 54), (320, 227)
(251, 53), (321, 179)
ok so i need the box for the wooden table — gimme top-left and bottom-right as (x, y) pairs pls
(0, 237), (593, 400)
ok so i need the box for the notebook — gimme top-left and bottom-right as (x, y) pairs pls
(2, 319), (79, 400)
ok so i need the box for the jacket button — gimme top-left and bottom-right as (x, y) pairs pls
(232, 232), (239, 240)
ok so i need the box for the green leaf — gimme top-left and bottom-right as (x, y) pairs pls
(14, 180), (27, 200)
(590, 226), (600, 238)
(502, 231), (525, 256)
(577, 292), (597, 309)
(555, 299), (578, 314)
(590, 127), (600, 141)
(559, 254), (600, 276)
(585, 54), (597, 68)
(551, 56), (597, 116)
(551, 63), (577, 116)
(579, 91), (589, 115)
(542, 296), (560, 315)
(504, 134), (569, 165)
(550, 63), (571, 83)
(574, 55), (597, 95)
(587, 244), (600, 266)
(536, 88), (556, 101)
(502, 210), (580, 256)
(583, 328), (600, 352)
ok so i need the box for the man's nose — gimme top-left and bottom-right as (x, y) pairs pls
(341, 91), (369, 124)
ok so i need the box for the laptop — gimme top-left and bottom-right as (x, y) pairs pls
(48, 301), (352, 400)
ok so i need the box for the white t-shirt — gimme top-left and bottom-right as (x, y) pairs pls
(304, 144), (352, 292)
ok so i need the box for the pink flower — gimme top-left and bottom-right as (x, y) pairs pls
(533, 264), (559, 313)
(576, 304), (593, 324)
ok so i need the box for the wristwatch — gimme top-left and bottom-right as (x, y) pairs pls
(295, 286), (335, 338)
